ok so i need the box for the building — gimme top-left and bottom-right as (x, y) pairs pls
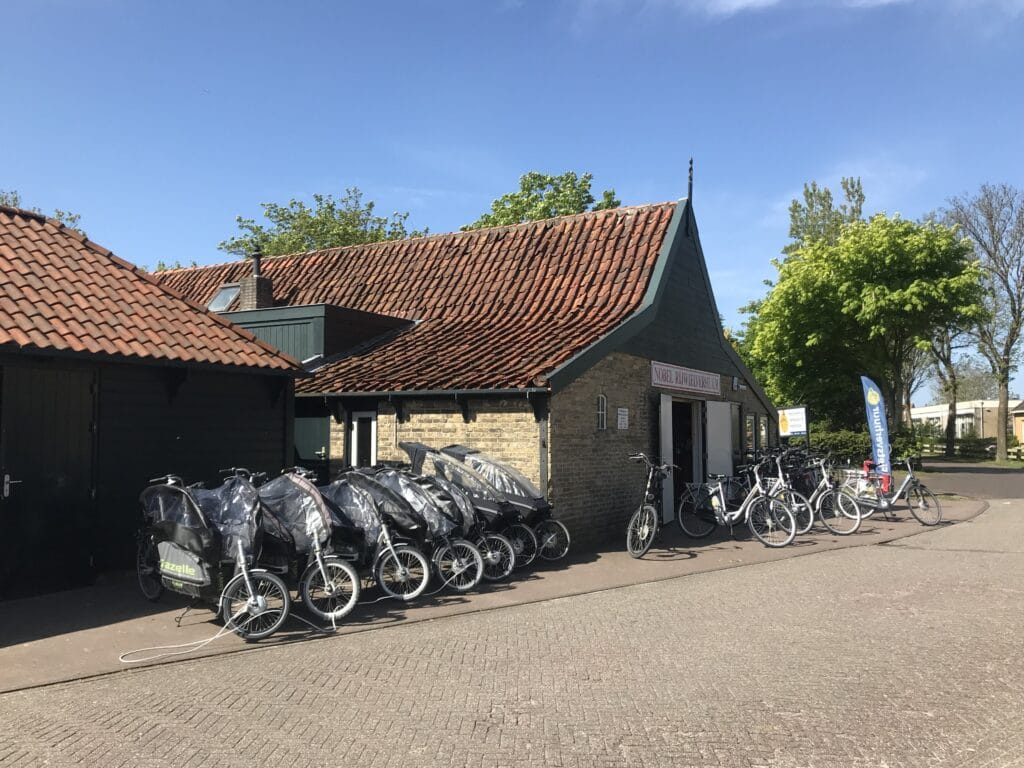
(0, 206), (301, 597)
(910, 400), (1020, 440)
(159, 200), (775, 546)
(1012, 404), (1024, 445)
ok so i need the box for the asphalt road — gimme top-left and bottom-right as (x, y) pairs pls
(1, 493), (1022, 767)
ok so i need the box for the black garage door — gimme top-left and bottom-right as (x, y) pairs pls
(0, 363), (97, 597)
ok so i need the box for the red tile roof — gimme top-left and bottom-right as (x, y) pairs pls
(157, 202), (678, 392)
(0, 206), (300, 373)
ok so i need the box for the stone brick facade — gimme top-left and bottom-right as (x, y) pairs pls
(549, 351), (775, 548)
(322, 352), (773, 551)
(549, 352), (656, 548)
(329, 398), (545, 487)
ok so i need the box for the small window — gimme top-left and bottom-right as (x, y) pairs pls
(597, 394), (607, 431)
(208, 283), (240, 312)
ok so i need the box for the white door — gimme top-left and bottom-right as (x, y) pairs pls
(660, 394), (674, 523)
(348, 411), (377, 467)
(706, 400), (734, 476)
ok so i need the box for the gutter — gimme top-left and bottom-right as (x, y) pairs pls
(296, 387), (549, 398)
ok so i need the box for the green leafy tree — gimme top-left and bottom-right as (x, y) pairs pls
(0, 189), (83, 233)
(219, 188), (426, 257)
(945, 183), (1024, 461)
(747, 214), (984, 428)
(784, 177), (864, 255)
(462, 171), (620, 230)
(737, 179), (865, 421)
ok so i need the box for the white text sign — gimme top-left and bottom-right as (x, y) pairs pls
(651, 361), (721, 396)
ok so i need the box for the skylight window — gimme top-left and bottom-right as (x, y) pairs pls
(208, 284), (240, 312)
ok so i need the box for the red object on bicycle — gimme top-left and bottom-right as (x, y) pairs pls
(862, 460), (892, 493)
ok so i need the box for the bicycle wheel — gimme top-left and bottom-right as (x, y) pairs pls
(677, 486), (718, 539)
(907, 485), (942, 526)
(748, 495), (796, 548)
(374, 545), (430, 601)
(777, 489), (814, 535)
(300, 557), (360, 621)
(505, 523), (539, 568)
(534, 519), (571, 561)
(136, 534), (164, 602)
(478, 533), (515, 581)
(221, 570), (291, 641)
(626, 505), (658, 558)
(816, 489), (862, 535)
(434, 539), (484, 592)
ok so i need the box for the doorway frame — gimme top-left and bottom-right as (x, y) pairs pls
(659, 394), (704, 523)
(348, 410), (377, 467)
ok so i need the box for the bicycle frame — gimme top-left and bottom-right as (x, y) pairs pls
(707, 459), (774, 526)
(847, 458), (920, 510)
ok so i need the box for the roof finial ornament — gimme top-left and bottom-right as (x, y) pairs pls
(688, 157), (694, 201)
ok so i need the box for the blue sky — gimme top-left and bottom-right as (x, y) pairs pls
(3, 0), (1023, 400)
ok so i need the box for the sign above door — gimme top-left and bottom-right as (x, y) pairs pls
(651, 361), (720, 396)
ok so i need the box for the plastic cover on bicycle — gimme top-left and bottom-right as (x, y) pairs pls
(258, 473), (332, 554)
(461, 452), (544, 501)
(192, 476), (260, 559)
(425, 474), (477, 531)
(140, 485), (201, 528)
(372, 469), (459, 537)
(319, 478), (382, 549)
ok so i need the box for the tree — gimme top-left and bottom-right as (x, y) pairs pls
(948, 357), (999, 401)
(928, 327), (972, 456)
(0, 189), (83, 233)
(218, 188), (426, 257)
(945, 183), (1024, 461)
(746, 214), (984, 429)
(784, 177), (864, 255)
(462, 171), (620, 230)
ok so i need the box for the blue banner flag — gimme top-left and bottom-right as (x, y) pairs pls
(860, 376), (891, 477)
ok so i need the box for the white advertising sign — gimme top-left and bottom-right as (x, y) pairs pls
(778, 406), (808, 437)
(651, 361), (721, 396)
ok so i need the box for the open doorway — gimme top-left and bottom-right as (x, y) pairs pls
(671, 401), (694, 512)
(348, 411), (377, 467)
(659, 395), (702, 522)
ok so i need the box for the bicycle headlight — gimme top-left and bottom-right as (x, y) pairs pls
(645, 492), (655, 502)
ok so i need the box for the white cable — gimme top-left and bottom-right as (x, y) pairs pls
(121, 559), (475, 663)
(119, 606), (254, 664)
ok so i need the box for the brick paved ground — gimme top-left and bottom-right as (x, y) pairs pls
(2, 499), (1022, 768)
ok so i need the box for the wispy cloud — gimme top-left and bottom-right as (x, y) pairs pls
(574, 0), (1022, 19)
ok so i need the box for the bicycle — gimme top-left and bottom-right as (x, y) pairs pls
(800, 455), (863, 535)
(840, 456), (941, 526)
(676, 457), (798, 548)
(768, 450), (862, 536)
(624, 453), (677, 558)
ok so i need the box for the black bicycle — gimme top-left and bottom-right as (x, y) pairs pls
(624, 453), (677, 558)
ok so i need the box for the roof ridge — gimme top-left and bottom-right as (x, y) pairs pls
(14, 211), (302, 371)
(0, 204), (50, 223)
(160, 200), (680, 274)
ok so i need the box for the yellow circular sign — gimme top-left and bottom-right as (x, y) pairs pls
(867, 388), (881, 406)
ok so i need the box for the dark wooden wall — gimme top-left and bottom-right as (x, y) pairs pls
(94, 364), (292, 571)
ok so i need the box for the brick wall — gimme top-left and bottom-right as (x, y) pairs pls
(328, 397), (545, 487)
(237, 275), (273, 311)
(549, 352), (655, 549)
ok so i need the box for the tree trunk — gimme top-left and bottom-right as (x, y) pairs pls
(945, 399), (957, 457)
(997, 367), (1010, 461)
